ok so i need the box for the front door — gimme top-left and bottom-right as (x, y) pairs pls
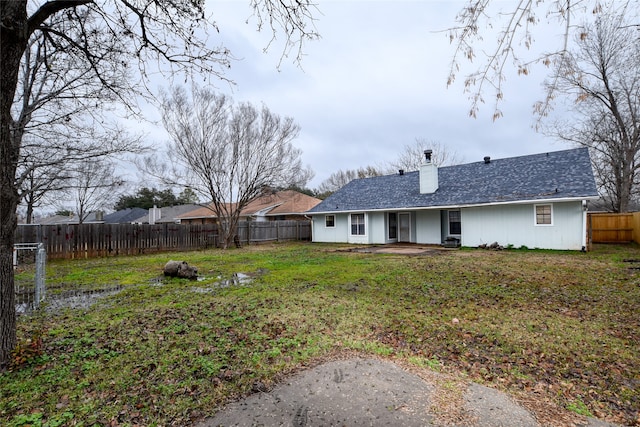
(398, 213), (411, 242)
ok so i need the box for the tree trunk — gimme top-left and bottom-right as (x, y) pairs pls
(1, 0), (28, 368)
(224, 216), (241, 249)
(26, 205), (33, 224)
(0, 217), (17, 370)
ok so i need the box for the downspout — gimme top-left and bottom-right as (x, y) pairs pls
(581, 200), (587, 252)
(304, 215), (313, 241)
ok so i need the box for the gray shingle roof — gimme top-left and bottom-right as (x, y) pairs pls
(131, 204), (201, 223)
(104, 208), (148, 224)
(308, 148), (599, 213)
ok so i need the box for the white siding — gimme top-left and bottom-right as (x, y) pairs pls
(461, 201), (585, 250)
(369, 212), (387, 244)
(312, 212), (392, 244)
(416, 210), (442, 244)
(312, 201), (586, 250)
(311, 213), (349, 243)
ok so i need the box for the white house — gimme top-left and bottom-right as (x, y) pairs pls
(307, 148), (599, 251)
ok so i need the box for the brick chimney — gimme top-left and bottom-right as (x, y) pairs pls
(420, 149), (438, 193)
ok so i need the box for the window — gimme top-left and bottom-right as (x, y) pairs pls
(351, 213), (365, 235)
(388, 212), (397, 239)
(535, 204), (553, 225)
(325, 215), (335, 228)
(448, 210), (461, 235)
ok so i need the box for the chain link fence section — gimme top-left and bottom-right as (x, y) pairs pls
(14, 243), (46, 315)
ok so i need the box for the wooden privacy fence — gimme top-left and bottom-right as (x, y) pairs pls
(235, 221), (309, 244)
(588, 212), (640, 244)
(15, 220), (311, 260)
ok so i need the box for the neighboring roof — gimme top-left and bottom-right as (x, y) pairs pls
(130, 204), (201, 223)
(177, 190), (321, 220)
(35, 211), (105, 225)
(242, 190), (321, 217)
(104, 208), (148, 224)
(308, 148), (599, 214)
(35, 214), (75, 225)
(177, 203), (236, 220)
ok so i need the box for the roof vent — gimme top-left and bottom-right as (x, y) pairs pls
(399, 169), (404, 176)
(484, 156), (491, 164)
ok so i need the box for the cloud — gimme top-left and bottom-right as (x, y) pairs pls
(144, 1), (569, 188)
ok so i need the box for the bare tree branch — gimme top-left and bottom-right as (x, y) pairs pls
(447, 0), (636, 119)
(315, 166), (383, 197)
(385, 139), (463, 173)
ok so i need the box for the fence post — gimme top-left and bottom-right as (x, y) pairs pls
(34, 244), (46, 308)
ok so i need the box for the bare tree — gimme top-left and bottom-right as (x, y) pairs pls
(543, 11), (640, 212)
(17, 127), (143, 217)
(315, 166), (384, 198)
(1, 1), (318, 368)
(59, 159), (124, 223)
(156, 86), (310, 248)
(447, 0), (638, 119)
(386, 139), (463, 172)
(19, 162), (66, 224)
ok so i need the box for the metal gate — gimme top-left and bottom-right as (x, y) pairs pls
(14, 243), (46, 314)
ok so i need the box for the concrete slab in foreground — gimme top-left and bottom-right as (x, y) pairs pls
(196, 358), (621, 427)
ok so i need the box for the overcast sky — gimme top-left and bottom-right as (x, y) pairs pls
(139, 0), (571, 189)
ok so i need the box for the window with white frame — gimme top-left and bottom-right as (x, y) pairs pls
(350, 213), (365, 235)
(325, 215), (335, 228)
(535, 204), (553, 225)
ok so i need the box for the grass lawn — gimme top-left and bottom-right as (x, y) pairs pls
(3, 242), (639, 426)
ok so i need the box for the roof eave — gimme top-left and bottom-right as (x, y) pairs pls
(307, 195), (600, 215)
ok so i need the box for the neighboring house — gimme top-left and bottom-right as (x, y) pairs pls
(178, 190), (321, 224)
(242, 190), (321, 221)
(307, 148), (599, 251)
(35, 211), (105, 225)
(103, 208), (148, 224)
(177, 202), (236, 225)
(131, 204), (201, 224)
(33, 215), (71, 225)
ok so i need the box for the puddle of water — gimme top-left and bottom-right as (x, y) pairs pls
(215, 272), (252, 288)
(18, 269), (270, 315)
(45, 287), (124, 312)
(194, 270), (268, 292)
(192, 287), (214, 294)
(190, 273), (252, 294)
(16, 302), (33, 316)
(149, 277), (165, 286)
(17, 286), (124, 315)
